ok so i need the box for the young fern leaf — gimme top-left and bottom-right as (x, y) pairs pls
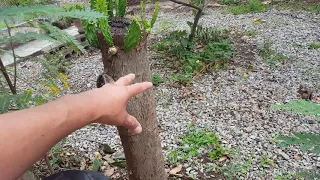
(140, 1), (146, 20)
(107, 0), (114, 17)
(271, 100), (320, 120)
(83, 21), (99, 48)
(117, 0), (127, 17)
(98, 18), (113, 46)
(40, 22), (85, 54)
(96, 0), (108, 15)
(124, 17), (142, 52)
(150, 2), (159, 30)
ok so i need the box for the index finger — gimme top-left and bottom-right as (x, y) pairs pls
(127, 82), (153, 97)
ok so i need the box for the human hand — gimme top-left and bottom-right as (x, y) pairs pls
(81, 74), (152, 134)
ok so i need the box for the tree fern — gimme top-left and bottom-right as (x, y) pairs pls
(276, 133), (320, 154)
(271, 100), (320, 120)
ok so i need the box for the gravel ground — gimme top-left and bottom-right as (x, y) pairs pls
(12, 3), (320, 179)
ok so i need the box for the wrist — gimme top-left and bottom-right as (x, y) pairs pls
(60, 93), (97, 126)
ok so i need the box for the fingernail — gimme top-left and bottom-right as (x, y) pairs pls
(130, 126), (142, 134)
(129, 73), (135, 78)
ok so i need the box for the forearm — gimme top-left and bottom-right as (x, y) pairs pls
(0, 94), (95, 179)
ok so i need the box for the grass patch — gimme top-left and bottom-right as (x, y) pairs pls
(219, 0), (240, 5)
(259, 40), (289, 66)
(167, 126), (229, 166)
(153, 27), (233, 86)
(243, 30), (258, 37)
(271, 1), (320, 13)
(309, 42), (320, 49)
(229, 0), (266, 15)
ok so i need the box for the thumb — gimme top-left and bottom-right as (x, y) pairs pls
(123, 114), (142, 134)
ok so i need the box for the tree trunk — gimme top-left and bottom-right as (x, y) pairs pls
(97, 18), (166, 180)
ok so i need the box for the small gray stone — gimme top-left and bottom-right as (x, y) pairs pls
(278, 150), (290, 160)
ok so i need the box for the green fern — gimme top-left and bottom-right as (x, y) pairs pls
(98, 18), (113, 46)
(0, 32), (57, 44)
(0, 6), (105, 22)
(40, 22), (85, 54)
(271, 100), (320, 120)
(124, 17), (142, 52)
(117, 0), (127, 17)
(276, 133), (320, 154)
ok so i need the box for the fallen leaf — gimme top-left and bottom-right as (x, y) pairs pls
(199, 95), (205, 100)
(191, 119), (197, 125)
(169, 164), (183, 175)
(253, 18), (261, 23)
(294, 154), (302, 161)
(218, 156), (227, 162)
(207, 3), (226, 7)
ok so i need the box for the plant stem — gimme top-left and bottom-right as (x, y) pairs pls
(189, 9), (202, 42)
(0, 57), (16, 94)
(4, 20), (17, 90)
(45, 154), (54, 174)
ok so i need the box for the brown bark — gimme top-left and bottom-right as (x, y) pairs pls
(97, 18), (166, 180)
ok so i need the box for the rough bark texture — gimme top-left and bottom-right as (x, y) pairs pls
(97, 18), (166, 180)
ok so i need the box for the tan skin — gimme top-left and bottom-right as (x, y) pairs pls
(0, 74), (152, 179)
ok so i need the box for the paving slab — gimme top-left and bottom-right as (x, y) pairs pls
(1, 26), (80, 67)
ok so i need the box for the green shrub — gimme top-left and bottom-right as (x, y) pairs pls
(309, 42), (320, 49)
(259, 40), (289, 66)
(153, 27), (233, 85)
(152, 73), (162, 86)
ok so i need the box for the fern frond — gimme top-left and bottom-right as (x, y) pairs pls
(0, 32), (57, 44)
(0, 5), (61, 22)
(117, 0), (127, 17)
(98, 18), (113, 46)
(83, 21), (99, 48)
(271, 100), (320, 120)
(40, 22), (85, 54)
(276, 133), (320, 154)
(124, 17), (142, 52)
(59, 9), (105, 22)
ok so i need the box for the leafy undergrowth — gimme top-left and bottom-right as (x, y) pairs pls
(153, 26), (233, 86)
(166, 126), (231, 179)
(259, 40), (290, 66)
(226, 0), (267, 15)
(270, 1), (320, 13)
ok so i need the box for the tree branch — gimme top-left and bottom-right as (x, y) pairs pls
(5, 20), (17, 91)
(169, 0), (202, 11)
(0, 57), (16, 94)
